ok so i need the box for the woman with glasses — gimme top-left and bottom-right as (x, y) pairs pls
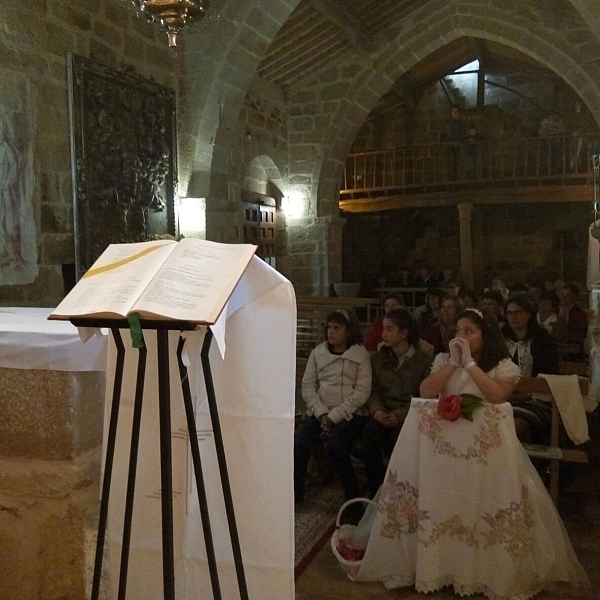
(501, 294), (559, 442)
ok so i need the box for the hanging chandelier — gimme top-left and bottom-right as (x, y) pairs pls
(129, 0), (210, 47)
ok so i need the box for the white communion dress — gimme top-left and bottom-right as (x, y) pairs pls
(341, 356), (590, 600)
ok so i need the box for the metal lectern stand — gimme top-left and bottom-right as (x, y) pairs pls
(71, 318), (249, 600)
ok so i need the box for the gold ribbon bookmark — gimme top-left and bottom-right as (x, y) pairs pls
(82, 244), (168, 278)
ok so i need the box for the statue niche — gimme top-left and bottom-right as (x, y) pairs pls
(68, 54), (176, 279)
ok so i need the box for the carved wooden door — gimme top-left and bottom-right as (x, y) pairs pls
(242, 200), (276, 268)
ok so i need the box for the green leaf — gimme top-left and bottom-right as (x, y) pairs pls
(461, 393), (483, 406)
(460, 394), (483, 422)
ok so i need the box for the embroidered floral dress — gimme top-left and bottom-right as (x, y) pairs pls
(338, 354), (589, 600)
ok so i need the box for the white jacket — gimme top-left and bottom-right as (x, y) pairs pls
(301, 341), (372, 424)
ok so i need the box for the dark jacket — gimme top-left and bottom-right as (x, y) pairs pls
(441, 117), (467, 143)
(501, 324), (559, 376)
(366, 345), (433, 420)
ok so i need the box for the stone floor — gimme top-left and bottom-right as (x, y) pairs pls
(295, 412), (600, 600)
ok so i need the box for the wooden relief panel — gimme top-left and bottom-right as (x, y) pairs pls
(67, 54), (176, 279)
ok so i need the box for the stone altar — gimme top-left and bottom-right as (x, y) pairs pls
(0, 308), (107, 600)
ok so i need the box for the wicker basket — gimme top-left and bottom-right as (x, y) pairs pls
(330, 498), (378, 578)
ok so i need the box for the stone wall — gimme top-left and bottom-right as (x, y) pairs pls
(0, 367), (105, 600)
(0, 0), (177, 307)
(351, 64), (584, 153)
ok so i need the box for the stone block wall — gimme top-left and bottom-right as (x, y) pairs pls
(285, 216), (345, 296)
(0, 0), (177, 307)
(0, 368), (106, 600)
(351, 62), (586, 154)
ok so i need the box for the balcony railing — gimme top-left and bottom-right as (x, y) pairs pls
(341, 134), (599, 196)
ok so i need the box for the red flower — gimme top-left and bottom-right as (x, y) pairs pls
(437, 395), (463, 421)
(336, 539), (366, 562)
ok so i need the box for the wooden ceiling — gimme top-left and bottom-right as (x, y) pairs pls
(256, 0), (419, 88)
(256, 0), (584, 92)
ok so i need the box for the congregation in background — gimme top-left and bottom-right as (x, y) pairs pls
(296, 263), (591, 512)
(294, 265), (591, 598)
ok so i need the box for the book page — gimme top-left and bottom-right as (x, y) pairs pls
(132, 238), (257, 323)
(50, 240), (177, 319)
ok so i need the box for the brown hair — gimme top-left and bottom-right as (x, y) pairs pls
(323, 310), (363, 346)
(457, 309), (510, 372)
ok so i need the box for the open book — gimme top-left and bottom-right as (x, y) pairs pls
(49, 238), (257, 324)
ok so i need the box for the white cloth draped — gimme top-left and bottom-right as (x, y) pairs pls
(345, 398), (589, 600)
(103, 257), (296, 599)
(587, 220), (600, 289)
(538, 374), (589, 445)
(0, 307), (107, 371)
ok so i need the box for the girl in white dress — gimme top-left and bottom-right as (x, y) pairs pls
(338, 308), (589, 599)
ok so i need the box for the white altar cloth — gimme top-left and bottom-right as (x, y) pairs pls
(0, 307), (107, 371)
(104, 257), (296, 600)
(346, 398), (589, 600)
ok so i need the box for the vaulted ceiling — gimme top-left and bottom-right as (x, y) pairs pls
(255, 0), (587, 92)
(256, 0), (416, 88)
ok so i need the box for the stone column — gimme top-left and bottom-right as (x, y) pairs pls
(282, 215), (346, 296)
(458, 203), (474, 290)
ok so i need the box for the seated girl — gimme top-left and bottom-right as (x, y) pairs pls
(364, 293), (405, 352)
(420, 307), (518, 403)
(339, 308), (588, 598)
(365, 295), (435, 357)
(361, 309), (432, 497)
(294, 310), (371, 504)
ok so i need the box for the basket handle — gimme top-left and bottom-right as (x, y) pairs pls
(335, 497), (379, 528)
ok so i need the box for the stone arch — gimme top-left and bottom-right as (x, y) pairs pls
(569, 0), (600, 45)
(179, 0), (301, 239)
(243, 155), (285, 201)
(304, 2), (600, 215)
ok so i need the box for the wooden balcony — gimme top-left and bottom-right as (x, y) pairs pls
(340, 134), (599, 212)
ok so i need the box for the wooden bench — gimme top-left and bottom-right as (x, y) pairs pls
(557, 341), (589, 377)
(295, 295), (380, 359)
(515, 376), (589, 505)
(559, 360), (589, 377)
(296, 310), (325, 360)
(373, 287), (428, 312)
(296, 295), (380, 323)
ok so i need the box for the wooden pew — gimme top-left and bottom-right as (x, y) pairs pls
(515, 376), (589, 505)
(295, 295), (379, 323)
(295, 295), (380, 360)
(296, 309), (325, 360)
(559, 360), (589, 377)
(373, 287), (428, 311)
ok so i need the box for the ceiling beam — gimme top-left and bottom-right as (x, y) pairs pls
(309, 0), (377, 57)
